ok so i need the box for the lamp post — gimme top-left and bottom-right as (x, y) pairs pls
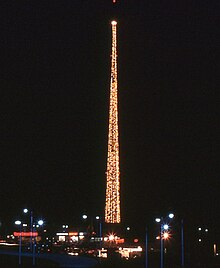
(145, 226), (148, 268)
(181, 219), (184, 267)
(15, 220), (22, 265)
(95, 216), (102, 250)
(32, 219), (44, 266)
(155, 213), (174, 268)
(23, 208), (44, 266)
(160, 223), (164, 268)
(23, 208), (33, 252)
(82, 214), (103, 256)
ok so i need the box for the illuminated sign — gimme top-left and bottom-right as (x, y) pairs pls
(56, 233), (68, 236)
(13, 232), (38, 237)
(68, 232), (78, 236)
(116, 238), (125, 244)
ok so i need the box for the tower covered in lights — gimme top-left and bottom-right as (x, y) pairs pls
(105, 21), (121, 224)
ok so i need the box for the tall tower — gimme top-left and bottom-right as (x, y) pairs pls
(105, 21), (121, 224)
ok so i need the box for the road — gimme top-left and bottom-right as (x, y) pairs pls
(0, 250), (98, 268)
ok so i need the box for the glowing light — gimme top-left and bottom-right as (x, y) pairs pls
(109, 234), (115, 241)
(214, 244), (217, 256)
(13, 232), (38, 237)
(69, 232), (78, 236)
(163, 224), (169, 230)
(15, 221), (21, 225)
(38, 220), (44, 226)
(68, 252), (79, 256)
(163, 232), (169, 240)
(116, 238), (125, 244)
(23, 208), (28, 214)
(105, 20), (121, 223)
(70, 236), (78, 242)
(82, 214), (88, 220)
(168, 213), (174, 219)
(155, 218), (161, 223)
(118, 247), (143, 259)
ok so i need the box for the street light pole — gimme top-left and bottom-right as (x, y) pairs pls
(19, 225), (22, 265)
(23, 208), (33, 252)
(155, 213), (174, 268)
(30, 211), (33, 252)
(99, 219), (102, 250)
(15, 220), (22, 265)
(160, 223), (164, 268)
(145, 226), (148, 268)
(33, 219), (44, 266)
(181, 219), (185, 267)
(33, 224), (36, 266)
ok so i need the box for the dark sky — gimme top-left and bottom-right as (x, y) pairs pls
(1, 1), (220, 235)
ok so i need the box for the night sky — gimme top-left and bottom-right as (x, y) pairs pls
(1, 1), (220, 236)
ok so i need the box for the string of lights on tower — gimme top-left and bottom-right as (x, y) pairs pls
(105, 21), (121, 224)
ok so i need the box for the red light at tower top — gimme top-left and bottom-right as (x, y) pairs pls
(113, 0), (116, 3)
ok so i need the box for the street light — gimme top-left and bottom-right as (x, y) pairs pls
(23, 208), (28, 214)
(163, 232), (170, 240)
(23, 208), (33, 252)
(82, 214), (102, 253)
(163, 224), (169, 231)
(145, 226), (148, 268)
(169, 213), (174, 219)
(22, 208), (44, 266)
(95, 216), (102, 250)
(181, 219), (185, 268)
(38, 220), (44, 226)
(155, 218), (161, 223)
(82, 214), (88, 220)
(33, 219), (44, 266)
(15, 220), (22, 265)
(155, 213), (174, 268)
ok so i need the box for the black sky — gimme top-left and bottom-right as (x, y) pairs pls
(1, 1), (220, 235)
